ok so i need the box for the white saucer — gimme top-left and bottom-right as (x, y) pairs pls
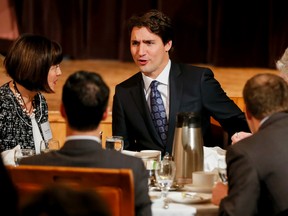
(121, 150), (137, 156)
(183, 183), (213, 193)
(135, 151), (160, 159)
(167, 192), (211, 204)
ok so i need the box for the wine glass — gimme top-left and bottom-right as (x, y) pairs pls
(155, 157), (176, 198)
(217, 158), (228, 184)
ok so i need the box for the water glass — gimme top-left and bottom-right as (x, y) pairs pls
(105, 136), (123, 152)
(155, 157), (176, 198)
(14, 149), (35, 166)
(218, 159), (228, 184)
(40, 139), (60, 154)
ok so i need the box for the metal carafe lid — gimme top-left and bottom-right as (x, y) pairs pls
(176, 112), (201, 128)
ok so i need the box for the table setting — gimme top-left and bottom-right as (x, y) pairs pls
(149, 175), (219, 216)
(149, 166), (219, 216)
(122, 146), (226, 216)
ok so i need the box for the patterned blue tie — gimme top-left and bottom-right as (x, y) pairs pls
(150, 80), (168, 145)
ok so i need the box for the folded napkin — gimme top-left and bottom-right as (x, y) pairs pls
(1, 145), (20, 166)
(203, 146), (226, 172)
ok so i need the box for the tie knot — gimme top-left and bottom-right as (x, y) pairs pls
(150, 80), (159, 89)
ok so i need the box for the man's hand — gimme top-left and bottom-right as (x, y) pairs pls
(231, 131), (252, 144)
(211, 182), (228, 205)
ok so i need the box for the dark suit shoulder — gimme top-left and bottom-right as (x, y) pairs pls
(229, 112), (288, 159)
(171, 62), (214, 79)
(116, 72), (142, 88)
(172, 61), (212, 72)
(94, 149), (145, 170)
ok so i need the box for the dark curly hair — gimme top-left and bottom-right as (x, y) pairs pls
(127, 9), (174, 46)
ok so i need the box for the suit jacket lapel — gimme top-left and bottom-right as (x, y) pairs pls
(129, 73), (164, 147)
(129, 73), (148, 117)
(167, 63), (183, 153)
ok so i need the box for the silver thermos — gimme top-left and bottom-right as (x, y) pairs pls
(172, 112), (204, 183)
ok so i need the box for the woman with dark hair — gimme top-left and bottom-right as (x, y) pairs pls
(0, 34), (63, 155)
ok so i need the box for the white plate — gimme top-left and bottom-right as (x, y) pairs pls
(167, 192), (211, 204)
(121, 150), (137, 156)
(183, 183), (213, 193)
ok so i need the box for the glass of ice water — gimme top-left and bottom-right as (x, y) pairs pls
(218, 159), (228, 184)
(155, 157), (176, 198)
(105, 136), (124, 152)
(40, 139), (60, 154)
(14, 148), (35, 166)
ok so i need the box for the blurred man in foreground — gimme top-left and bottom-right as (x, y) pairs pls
(213, 73), (288, 215)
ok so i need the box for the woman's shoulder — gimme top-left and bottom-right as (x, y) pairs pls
(0, 82), (11, 93)
(0, 82), (14, 102)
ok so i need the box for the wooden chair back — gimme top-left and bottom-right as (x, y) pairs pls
(7, 165), (135, 216)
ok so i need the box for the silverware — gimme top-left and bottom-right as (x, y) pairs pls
(181, 192), (204, 200)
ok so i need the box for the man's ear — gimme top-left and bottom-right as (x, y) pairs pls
(102, 108), (109, 121)
(245, 106), (252, 120)
(165, 40), (172, 52)
(60, 103), (66, 119)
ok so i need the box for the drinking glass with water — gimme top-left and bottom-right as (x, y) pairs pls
(14, 149), (35, 166)
(105, 136), (123, 152)
(218, 159), (228, 184)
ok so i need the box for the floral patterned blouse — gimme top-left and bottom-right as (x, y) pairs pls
(0, 82), (49, 152)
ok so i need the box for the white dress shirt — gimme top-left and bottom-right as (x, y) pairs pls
(142, 60), (171, 120)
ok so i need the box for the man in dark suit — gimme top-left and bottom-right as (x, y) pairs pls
(20, 71), (152, 216)
(213, 73), (288, 215)
(112, 9), (249, 155)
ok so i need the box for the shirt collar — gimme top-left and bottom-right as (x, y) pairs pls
(259, 115), (270, 127)
(142, 60), (171, 91)
(65, 135), (101, 143)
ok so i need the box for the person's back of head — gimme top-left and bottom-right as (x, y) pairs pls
(20, 184), (111, 216)
(62, 70), (109, 131)
(243, 73), (288, 120)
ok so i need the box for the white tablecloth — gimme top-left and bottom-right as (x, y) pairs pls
(150, 191), (218, 216)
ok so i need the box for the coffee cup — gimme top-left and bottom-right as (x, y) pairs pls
(192, 171), (216, 187)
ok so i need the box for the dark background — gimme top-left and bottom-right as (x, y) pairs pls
(1, 0), (288, 68)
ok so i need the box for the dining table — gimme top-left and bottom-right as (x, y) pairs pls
(121, 147), (223, 215)
(149, 188), (219, 216)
